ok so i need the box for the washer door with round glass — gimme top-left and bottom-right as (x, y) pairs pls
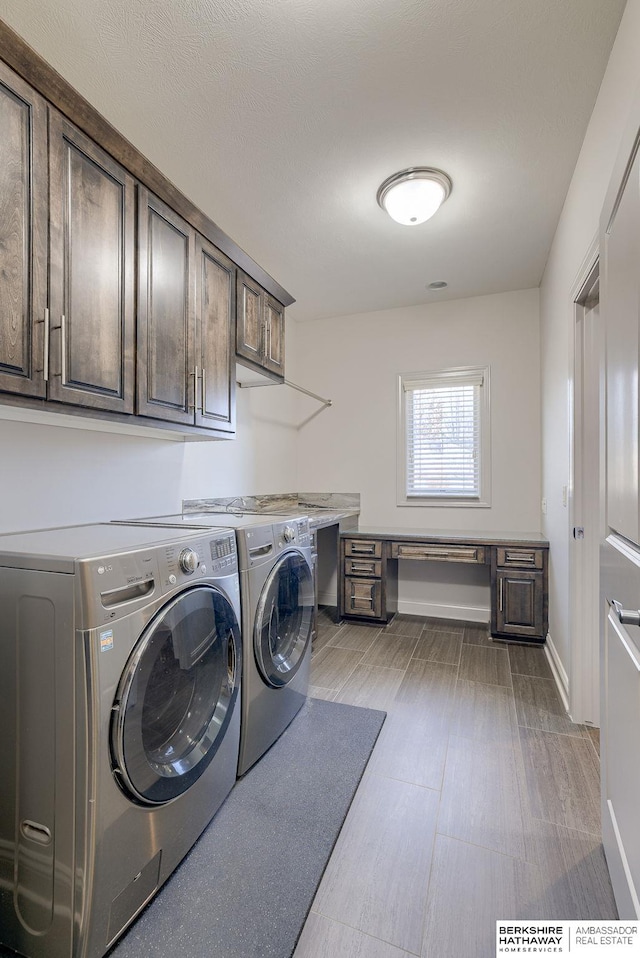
(254, 550), (314, 688)
(111, 584), (241, 806)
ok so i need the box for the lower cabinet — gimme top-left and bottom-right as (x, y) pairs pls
(490, 546), (547, 641)
(339, 534), (548, 641)
(492, 570), (545, 639)
(343, 576), (383, 620)
(339, 537), (395, 624)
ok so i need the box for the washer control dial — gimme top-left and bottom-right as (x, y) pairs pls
(283, 525), (296, 543)
(179, 548), (199, 574)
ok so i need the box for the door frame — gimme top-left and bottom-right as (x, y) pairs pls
(569, 239), (602, 725)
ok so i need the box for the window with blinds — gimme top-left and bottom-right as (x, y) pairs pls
(398, 366), (490, 506)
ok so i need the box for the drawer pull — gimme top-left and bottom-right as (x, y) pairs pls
(496, 547), (543, 569)
(393, 543), (483, 563)
(351, 562), (374, 572)
(345, 539), (382, 559)
(505, 551), (535, 564)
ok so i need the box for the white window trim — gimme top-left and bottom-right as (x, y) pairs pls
(396, 364), (491, 508)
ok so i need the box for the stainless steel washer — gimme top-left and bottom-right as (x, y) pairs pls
(111, 512), (315, 775)
(0, 522), (241, 958)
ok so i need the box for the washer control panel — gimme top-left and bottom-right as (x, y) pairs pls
(82, 530), (239, 626)
(275, 516), (311, 549)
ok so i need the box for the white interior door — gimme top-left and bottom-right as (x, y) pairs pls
(571, 268), (603, 726)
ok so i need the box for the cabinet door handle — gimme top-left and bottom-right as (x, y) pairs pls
(60, 314), (67, 385)
(43, 307), (50, 382)
(200, 367), (206, 414)
(188, 365), (199, 412)
(612, 598), (640, 627)
(499, 577), (504, 611)
(37, 308), (50, 381)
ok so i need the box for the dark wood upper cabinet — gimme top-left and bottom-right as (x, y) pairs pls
(236, 271), (285, 381)
(195, 235), (236, 433)
(236, 271), (264, 366)
(264, 295), (285, 377)
(0, 61), (48, 398)
(137, 188), (195, 425)
(138, 189), (236, 434)
(48, 111), (135, 412)
(0, 29), (290, 437)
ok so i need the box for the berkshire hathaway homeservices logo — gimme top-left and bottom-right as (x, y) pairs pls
(497, 924), (565, 952)
(496, 921), (640, 954)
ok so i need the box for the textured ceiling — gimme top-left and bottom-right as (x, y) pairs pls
(0, 0), (626, 321)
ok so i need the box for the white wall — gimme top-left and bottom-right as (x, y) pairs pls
(0, 367), (298, 535)
(290, 287), (541, 617)
(540, 0), (640, 680)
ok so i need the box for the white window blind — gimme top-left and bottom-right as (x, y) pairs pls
(403, 369), (485, 499)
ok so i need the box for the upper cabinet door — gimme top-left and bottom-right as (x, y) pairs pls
(195, 235), (236, 434)
(236, 271), (285, 381)
(137, 188), (195, 425)
(264, 295), (285, 377)
(48, 111), (135, 412)
(0, 62), (48, 398)
(236, 271), (264, 366)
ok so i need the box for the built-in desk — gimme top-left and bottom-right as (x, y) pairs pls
(339, 528), (549, 643)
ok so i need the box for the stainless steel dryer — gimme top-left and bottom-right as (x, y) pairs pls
(112, 512), (315, 775)
(0, 522), (241, 958)
(228, 513), (314, 774)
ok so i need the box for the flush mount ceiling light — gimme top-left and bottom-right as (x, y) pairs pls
(377, 167), (452, 226)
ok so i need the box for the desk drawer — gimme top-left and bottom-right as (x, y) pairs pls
(345, 557), (382, 578)
(496, 547), (544, 569)
(391, 542), (485, 564)
(344, 577), (383, 619)
(344, 538), (383, 559)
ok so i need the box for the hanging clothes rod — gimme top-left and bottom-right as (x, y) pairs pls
(237, 378), (332, 408)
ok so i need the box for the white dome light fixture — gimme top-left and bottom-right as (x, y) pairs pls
(377, 167), (452, 226)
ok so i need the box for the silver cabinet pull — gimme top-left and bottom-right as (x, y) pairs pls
(200, 366), (206, 414)
(505, 550), (535, 563)
(188, 366), (199, 412)
(60, 314), (67, 385)
(36, 308), (51, 381)
(43, 307), (50, 382)
(612, 599), (640, 627)
(499, 577), (504, 611)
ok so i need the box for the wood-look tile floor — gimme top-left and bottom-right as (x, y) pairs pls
(294, 610), (616, 958)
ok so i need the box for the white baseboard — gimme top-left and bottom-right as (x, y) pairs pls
(397, 599), (489, 623)
(318, 590), (338, 608)
(318, 594), (490, 623)
(544, 631), (570, 713)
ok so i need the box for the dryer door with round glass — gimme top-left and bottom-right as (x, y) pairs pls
(254, 550), (314, 687)
(111, 584), (241, 805)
